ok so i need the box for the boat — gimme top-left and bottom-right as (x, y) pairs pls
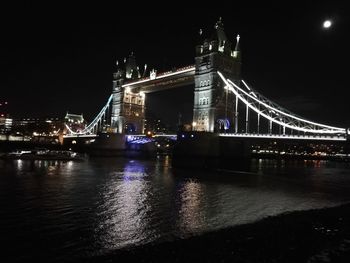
(1, 149), (86, 161)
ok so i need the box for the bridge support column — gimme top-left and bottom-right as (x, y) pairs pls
(245, 104), (249, 133)
(111, 60), (145, 134)
(235, 96), (238, 133)
(193, 19), (241, 133)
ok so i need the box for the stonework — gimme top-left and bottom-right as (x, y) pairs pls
(193, 19), (241, 132)
(111, 54), (145, 134)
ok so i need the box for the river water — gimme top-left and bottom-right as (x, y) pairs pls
(1, 157), (350, 261)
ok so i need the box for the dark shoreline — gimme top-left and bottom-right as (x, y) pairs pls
(87, 203), (350, 263)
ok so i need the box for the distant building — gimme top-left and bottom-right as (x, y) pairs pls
(0, 116), (12, 133)
(0, 101), (12, 133)
(144, 117), (170, 134)
(12, 117), (63, 136)
(64, 113), (86, 134)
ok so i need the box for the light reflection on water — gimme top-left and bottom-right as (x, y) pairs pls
(178, 180), (206, 234)
(1, 157), (350, 260)
(95, 160), (155, 250)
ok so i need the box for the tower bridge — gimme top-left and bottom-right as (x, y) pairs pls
(64, 18), (349, 153)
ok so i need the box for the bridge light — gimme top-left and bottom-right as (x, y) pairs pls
(192, 121), (197, 131)
(219, 73), (346, 135)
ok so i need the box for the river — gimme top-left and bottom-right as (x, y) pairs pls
(1, 157), (350, 261)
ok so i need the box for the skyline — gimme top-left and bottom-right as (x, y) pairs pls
(1, 2), (350, 127)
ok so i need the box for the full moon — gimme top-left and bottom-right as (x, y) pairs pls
(323, 20), (332, 29)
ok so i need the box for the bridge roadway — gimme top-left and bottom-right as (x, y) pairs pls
(63, 133), (347, 142)
(218, 133), (347, 141)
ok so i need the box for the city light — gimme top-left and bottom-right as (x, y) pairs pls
(192, 121), (197, 131)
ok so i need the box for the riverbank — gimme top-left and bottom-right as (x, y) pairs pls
(88, 203), (350, 262)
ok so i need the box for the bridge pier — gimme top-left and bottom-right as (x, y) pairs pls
(172, 131), (252, 170)
(87, 133), (158, 157)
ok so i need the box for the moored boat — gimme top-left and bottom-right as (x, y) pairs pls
(1, 149), (86, 161)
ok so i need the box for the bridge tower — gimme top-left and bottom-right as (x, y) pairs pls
(193, 18), (241, 132)
(111, 53), (145, 134)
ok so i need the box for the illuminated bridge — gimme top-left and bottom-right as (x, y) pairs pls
(64, 18), (349, 146)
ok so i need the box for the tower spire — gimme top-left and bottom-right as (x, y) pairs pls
(142, 64), (147, 78)
(235, 34), (240, 51)
(215, 17), (224, 29)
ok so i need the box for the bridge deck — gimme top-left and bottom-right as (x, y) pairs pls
(64, 133), (347, 142)
(219, 133), (347, 141)
(122, 66), (195, 93)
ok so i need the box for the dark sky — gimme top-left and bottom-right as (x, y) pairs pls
(1, 1), (350, 127)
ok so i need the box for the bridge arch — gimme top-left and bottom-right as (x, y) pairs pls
(216, 118), (230, 132)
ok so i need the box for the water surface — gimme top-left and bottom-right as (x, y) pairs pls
(1, 157), (350, 261)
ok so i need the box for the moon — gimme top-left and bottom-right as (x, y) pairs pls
(323, 20), (332, 29)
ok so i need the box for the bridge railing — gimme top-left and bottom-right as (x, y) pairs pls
(219, 133), (347, 141)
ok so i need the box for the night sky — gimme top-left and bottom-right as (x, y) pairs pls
(1, 1), (350, 128)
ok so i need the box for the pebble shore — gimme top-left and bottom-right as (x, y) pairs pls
(88, 203), (350, 262)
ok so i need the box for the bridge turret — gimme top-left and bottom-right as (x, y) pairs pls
(111, 60), (125, 133)
(111, 53), (146, 134)
(125, 52), (141, 80)
(195, 28), (205, 55)
(213, 18), (232, 55)
(232, 34), (241, 61)
(193, 18), (241, 132)
(113, 59), (125, 81)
